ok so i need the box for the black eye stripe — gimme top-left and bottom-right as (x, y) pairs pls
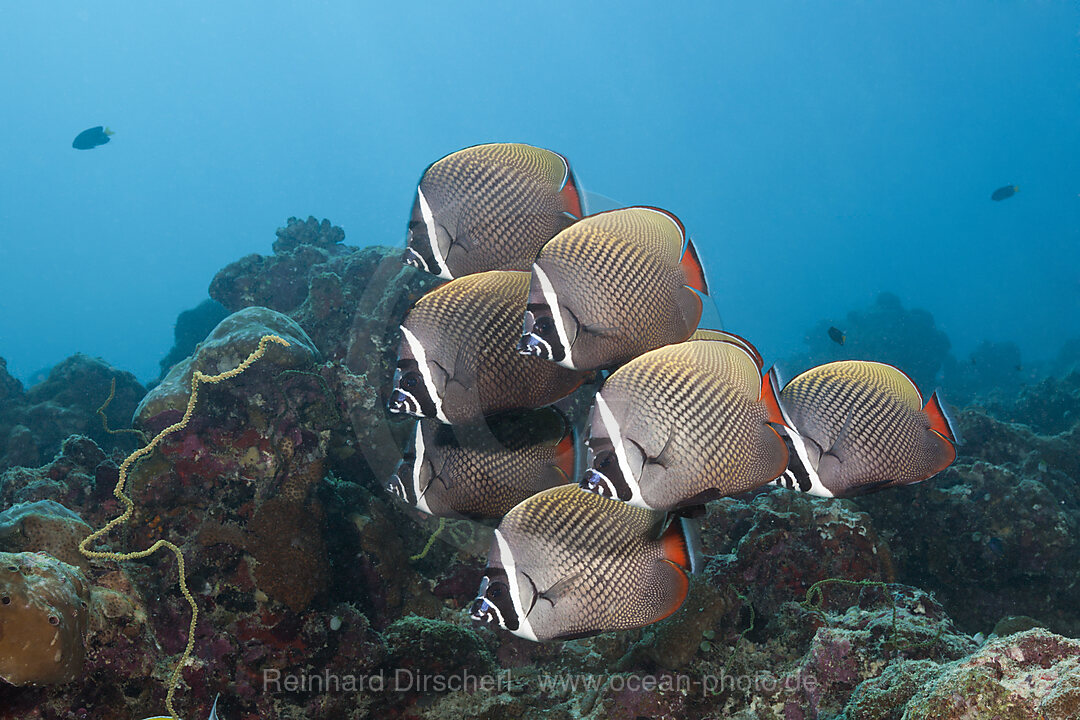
(395, 360), (438, 419)
(406, 205), (443, 274)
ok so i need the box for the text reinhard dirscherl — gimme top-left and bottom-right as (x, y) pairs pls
(262, 668), (818, 696)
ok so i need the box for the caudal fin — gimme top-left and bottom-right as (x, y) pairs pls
(760, 367), (788, 427)
(680, 238), (710, 295)
(660, 515), (702, 574)
(559, 166), (585, 218)
(924, 391), (961, 445)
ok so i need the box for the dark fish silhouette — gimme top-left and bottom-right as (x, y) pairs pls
(72, 126), (114, 150)
(991, 185), (1018, 202)
(828, 326), (846, 345)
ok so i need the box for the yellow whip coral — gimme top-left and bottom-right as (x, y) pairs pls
(79, 334), (289, 720)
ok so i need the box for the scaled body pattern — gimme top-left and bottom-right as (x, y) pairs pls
(384, 142), (960, 643)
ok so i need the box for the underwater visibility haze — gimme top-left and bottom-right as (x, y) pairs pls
(1, 2), (1080, 720)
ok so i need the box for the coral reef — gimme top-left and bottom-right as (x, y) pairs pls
(208, 216), (442, 486)
(2, 216), (1077, 720)
(976, 370), (1080, 436)
(846, 629), (1080, 719)
(0, 355), (144, 473)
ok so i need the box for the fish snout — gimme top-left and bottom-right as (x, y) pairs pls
(387, 389), (416, 415)
(469, 596), (492, 621)
(579, 469), (614, 498)
(517, 333), (552, 359)
(402, 247), (429, 273)
(385, 474), (407, 500)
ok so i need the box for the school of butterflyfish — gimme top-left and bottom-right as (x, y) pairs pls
(384, 143), (959, 642)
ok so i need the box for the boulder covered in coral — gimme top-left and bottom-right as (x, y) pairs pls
(135, 305), (319, 426)
(0, 501), (93, 571)
(845, 629), (1080, 719)
(157, 298), (230, 381)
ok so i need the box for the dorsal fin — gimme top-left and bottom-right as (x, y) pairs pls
(680, 238), (710, 295)
(689, 329), (763, 370)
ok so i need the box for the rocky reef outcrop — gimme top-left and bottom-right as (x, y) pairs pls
(1, 216), (1078, 720)
(0, 355), (144, 473)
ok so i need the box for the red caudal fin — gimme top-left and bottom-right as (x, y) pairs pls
(760, 367), (787, 427)
(559, 165), (585, 218)
(680, 238), (710, 295)
(924, 391), (961, 445)
(554, 428), (577, 481)
(660, 515), (702, 574)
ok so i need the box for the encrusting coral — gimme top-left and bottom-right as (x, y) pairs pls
(0, 551), (90, 686)
(78, 334), (288, 720)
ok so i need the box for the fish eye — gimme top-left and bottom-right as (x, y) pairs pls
(488, 585), (503, 600)
(535, 316), (553, 335)
(594, 450), (615, 470)
(401, 371), (422, 391)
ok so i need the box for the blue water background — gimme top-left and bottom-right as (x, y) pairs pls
(2, 2), (1078, 385)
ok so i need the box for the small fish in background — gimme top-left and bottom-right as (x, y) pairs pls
(386, 408), (577, 519)
(387, 270), (590, 424)
(403, 143), (584, 279)
(72, 125), (114, 149)
(470, 485), (701, 641)
(770, 360), (959, 497)
(518, 206), (710, 370)
(828, 326), (846, 345)
(991, 184), (1018, 201)
(579, 332), (789, 511)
